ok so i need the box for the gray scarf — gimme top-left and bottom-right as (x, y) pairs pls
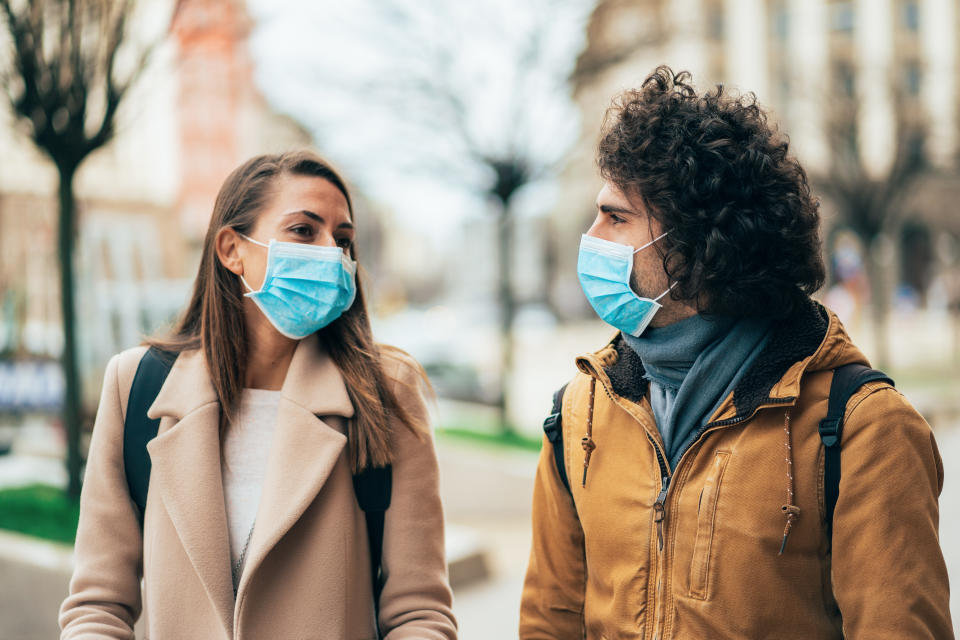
(622, 314), (772, 469)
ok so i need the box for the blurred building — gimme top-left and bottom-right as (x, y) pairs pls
(552, 0), (960, 317)
(0, 0), (312, 405)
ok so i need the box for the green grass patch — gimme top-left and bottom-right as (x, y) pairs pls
(0, 484), (78, 544)
(436, 426), (543, 452)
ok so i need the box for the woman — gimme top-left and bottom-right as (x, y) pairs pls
(59, 152), (458, 639)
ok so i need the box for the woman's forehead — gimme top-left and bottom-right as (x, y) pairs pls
(262, 175), (351, 224)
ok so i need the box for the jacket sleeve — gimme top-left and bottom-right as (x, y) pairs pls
(378, 354), (457, 640)
(59, 352), (144, 639)
(830, 385), (953, 639)
(519, 424), (586, 638)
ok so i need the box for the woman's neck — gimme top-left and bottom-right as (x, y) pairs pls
(243, 306), (298, 390)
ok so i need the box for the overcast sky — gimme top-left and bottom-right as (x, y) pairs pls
(246, 0), (594, 246)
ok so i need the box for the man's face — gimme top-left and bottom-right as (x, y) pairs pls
(586, 182), (669, 299)
(585, 182), (695, 328)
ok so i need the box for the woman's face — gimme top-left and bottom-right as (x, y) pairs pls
(220, 174), (354, 292)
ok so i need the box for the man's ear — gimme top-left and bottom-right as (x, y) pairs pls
(215, 227), (244, 276)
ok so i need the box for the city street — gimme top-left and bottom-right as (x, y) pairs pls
(1, 0), (959, 636)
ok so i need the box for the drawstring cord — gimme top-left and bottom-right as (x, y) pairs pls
(581, 377), (597, 487)
(779, 408), (800, 555)
(577, 376), (800, 552)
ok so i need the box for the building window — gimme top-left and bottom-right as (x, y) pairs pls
(771, 1), (789, 40)
(834, 62), (856, 98)
(779, 73), (791, 99)
(905, 132), (926, 167)
(902, 0), (920, 31)
(904, 62), (922, 96)
(830, 2), (855, 33)
(707, 3), (724, 41)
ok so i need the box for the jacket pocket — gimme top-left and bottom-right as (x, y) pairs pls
(688, 451), (730, 600)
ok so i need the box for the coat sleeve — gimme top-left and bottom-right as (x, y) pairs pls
(830, 385), (953, 639)
(59, 352), (144, 639)
(519, 421), (586, 638)
(378, 353), (457, 640)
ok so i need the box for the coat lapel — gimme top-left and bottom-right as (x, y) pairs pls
(145, 348), (235, 637)
(234, 335), (355, 600)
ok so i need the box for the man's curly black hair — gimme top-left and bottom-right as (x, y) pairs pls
(598, 66), (825, 319)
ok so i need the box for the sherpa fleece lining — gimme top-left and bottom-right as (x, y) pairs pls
(597, 299), (830, 423)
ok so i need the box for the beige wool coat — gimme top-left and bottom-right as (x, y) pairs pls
(59, 335), (457, 639)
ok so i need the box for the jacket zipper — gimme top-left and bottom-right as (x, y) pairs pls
(650, 435), (669, 640)
(649, 396), (796, 640)
(582, 358), (795, 640)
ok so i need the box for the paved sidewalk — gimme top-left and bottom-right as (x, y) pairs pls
(935, 424), (960, 627)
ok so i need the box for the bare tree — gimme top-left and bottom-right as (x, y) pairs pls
(286, 0), (592, 433)
(816, 99), (927, 369)
(0, 0), (152, 498)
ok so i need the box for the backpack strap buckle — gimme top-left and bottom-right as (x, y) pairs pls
(817, 417), (841, 447)
(543, 412), (562, 442)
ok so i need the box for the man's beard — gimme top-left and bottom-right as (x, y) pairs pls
(629, 271), (648, 299)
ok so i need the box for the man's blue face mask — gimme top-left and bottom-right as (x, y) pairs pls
(239, 234), (357, 339)
(577, 231), (673, 337)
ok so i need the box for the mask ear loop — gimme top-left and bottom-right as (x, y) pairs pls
(239, 232), (270, 248)
(632, 230), (670, 254)
(653, 281), (678, 302)
(237, 233), (269, 293)
(239, 274), (258, 295)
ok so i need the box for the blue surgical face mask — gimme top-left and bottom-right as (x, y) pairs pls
(577, 231), (673, 337)
(239, 234), (357, 339)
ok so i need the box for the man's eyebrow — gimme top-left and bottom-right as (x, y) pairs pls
(598, 204), (638, 216)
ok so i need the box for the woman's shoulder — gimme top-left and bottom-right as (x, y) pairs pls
(106, 345), (151, 404)
(377, 343), (428, 387)
(115, 344), (151, 369)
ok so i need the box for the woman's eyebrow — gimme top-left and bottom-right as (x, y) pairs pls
(281, 209), (353, 230)
(281, 209), (324, 223)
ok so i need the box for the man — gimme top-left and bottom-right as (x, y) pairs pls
(520, 66), (952, 639)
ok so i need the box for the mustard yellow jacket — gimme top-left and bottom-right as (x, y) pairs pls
(521, 301), (951, 639)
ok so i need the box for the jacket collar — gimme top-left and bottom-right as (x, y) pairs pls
(583, 298), (847, 424)
(144, 334), (354, 635)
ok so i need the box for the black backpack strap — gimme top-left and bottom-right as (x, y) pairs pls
(123, 346), (177, 525)
(353, 465), (392, 637)
(543, 383), (570, 495)
(819, 363), (894, 535)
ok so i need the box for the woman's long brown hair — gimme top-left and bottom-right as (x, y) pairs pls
(147, 151), (421, 471)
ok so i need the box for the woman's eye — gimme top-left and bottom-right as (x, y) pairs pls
(290, 225), (313, 237)
(610, 214), (626, 225)
(336, 237), (353, 249)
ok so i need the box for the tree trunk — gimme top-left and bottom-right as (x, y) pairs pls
(496, 199), (515, 435)
(57, 164), (83, 500)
